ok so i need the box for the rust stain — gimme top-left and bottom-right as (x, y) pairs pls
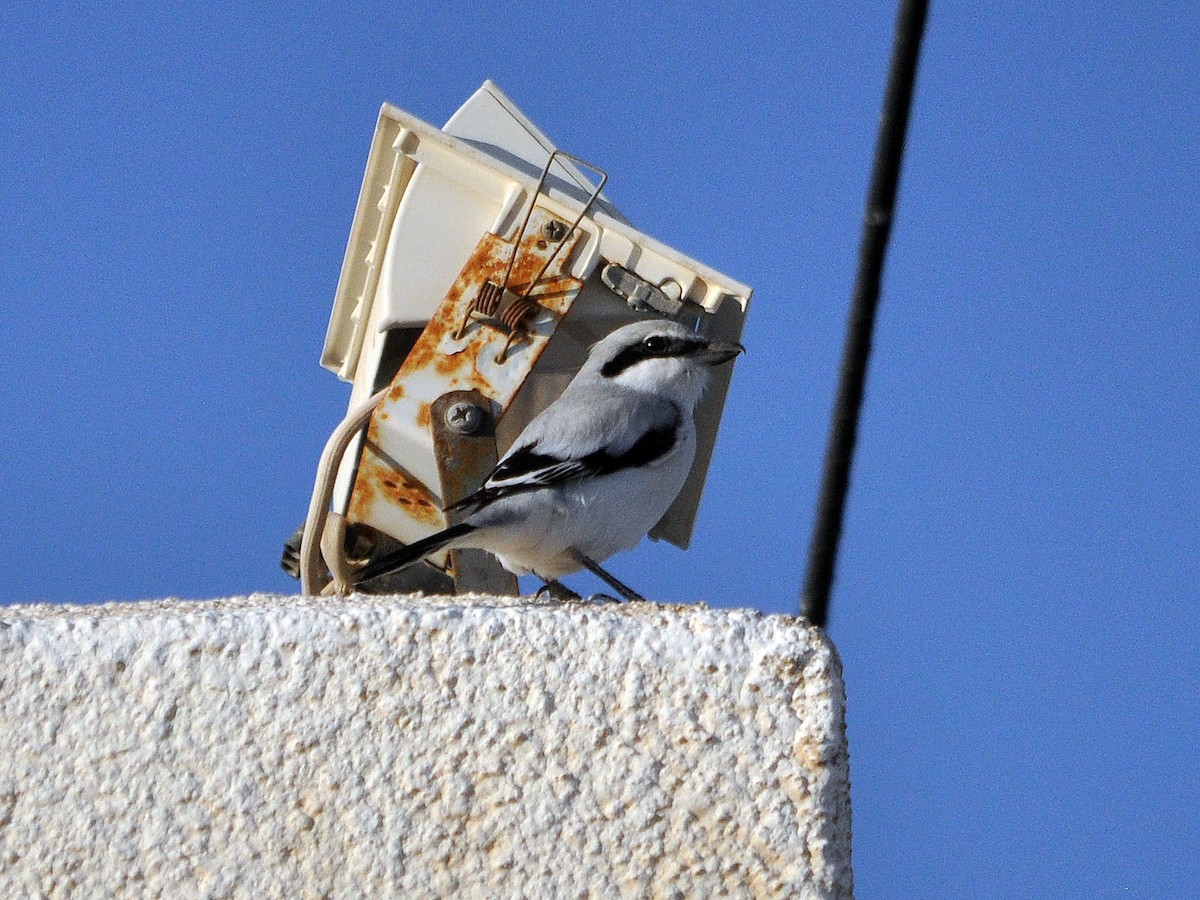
(403, 334), (437, 371)
(347, 464), (376, 524)
(397, 216), (584, 380)
(433, 349), (461, 377)
(416, 401), (431, 429)
(377, 469), (441, 526)
(352, 448), (443, 528)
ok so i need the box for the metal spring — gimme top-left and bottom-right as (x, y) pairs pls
(498, 292), (540, 332)
(453, 281), (542, 352)
(454, 282), (500, 341)
(454, 150), (608, 359)
(473, 280), (504, 317)
(495, 289), (543, 364)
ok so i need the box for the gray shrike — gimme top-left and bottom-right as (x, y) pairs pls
(353, 318), (744, 599)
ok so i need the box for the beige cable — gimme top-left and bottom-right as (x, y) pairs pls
(299, 387), (390, 596)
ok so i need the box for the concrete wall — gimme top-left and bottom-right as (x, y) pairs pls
(0, 594), (852, 898)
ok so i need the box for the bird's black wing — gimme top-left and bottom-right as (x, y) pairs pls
(449, 407), (681, 512)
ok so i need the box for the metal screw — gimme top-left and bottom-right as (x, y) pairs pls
(541, 219), (568, 242)
(444, 401), (486, 436)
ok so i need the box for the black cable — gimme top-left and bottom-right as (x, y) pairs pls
(801, 0), (930, 627)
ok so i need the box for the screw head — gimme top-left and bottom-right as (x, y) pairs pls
(541, 220), (568, 242)
(444, 401), (486, 436)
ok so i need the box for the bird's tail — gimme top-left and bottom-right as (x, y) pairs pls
(353, 522), (477, 585)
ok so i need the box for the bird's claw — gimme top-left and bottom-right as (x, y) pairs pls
(536, 580), (582, 602)
(584, 593), (624, 604)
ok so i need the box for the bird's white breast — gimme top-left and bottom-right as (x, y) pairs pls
(468, 424), (697, 580)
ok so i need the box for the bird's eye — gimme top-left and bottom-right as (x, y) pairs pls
(642, 335), (670, 354)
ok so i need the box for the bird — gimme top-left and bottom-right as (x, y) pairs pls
(352, 317), (744, 599)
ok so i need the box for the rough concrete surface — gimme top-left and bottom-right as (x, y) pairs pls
(0, 594), (852, 898)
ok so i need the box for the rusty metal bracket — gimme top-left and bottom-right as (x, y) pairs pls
(346, 205), (587, 556)
(430, 389), (519, 596)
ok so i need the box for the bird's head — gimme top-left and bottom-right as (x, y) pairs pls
(584, 318), (744, 409)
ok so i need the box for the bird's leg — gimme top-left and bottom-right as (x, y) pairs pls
(536, 579), (582, 602)
(567, 550), (646, 602)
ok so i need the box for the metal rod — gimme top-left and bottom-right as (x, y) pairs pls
(520, 152), (607, 297)
(499, 150), (607, 296)
(801, 0), (930, 627)
(498, 159), (553, 293)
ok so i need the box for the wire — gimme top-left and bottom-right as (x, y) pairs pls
(300, 386), (391, 596)
(802, 0), (930, 627)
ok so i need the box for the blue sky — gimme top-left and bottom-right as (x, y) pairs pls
(2, 3), (1197, 895)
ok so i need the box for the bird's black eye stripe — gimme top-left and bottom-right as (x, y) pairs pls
(601, 333), (708, 378)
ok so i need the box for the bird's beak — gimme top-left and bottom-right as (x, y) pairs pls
(696, 339), (745, 366)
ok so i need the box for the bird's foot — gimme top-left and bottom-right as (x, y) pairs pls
(567, 550), (647, 602)
(584, 593), (624, 604)
(536, 580), (582, 602)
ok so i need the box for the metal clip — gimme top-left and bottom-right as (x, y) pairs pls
(601, 263), (685, 316)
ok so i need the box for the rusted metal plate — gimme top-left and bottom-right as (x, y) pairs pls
(347, 207), (587, 552)
(348, 448), (443, 530)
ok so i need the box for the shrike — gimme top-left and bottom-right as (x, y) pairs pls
(353, 318), (743, 599)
